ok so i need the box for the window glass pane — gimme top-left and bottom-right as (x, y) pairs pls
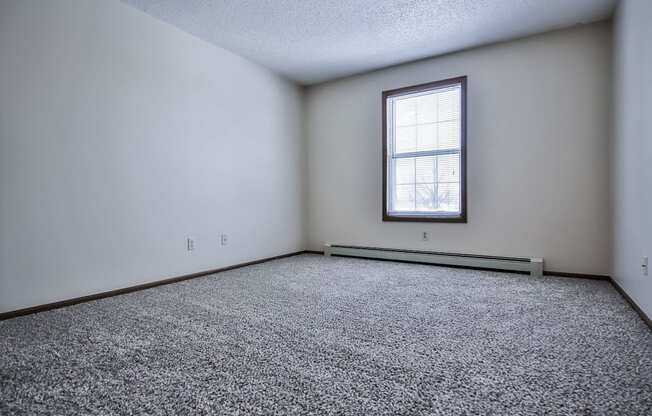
(395, 98), (417, 126)
(416, 184), (436, 211)
(416, 124), (436, 152)
(415, 156), (435, 183)
(394, 184), (415, 211)
(394, 158), (415, 184)
(437, 183), (460, 212)
(437, 120), (460, 150)
(437, 153), (460, 183)
(438, 88), (460, 121)
(416, 94), (437, 124)
(395, 126), (416, 153)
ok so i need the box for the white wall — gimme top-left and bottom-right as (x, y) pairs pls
(305, 23), (612, 275)
(612, 0), (652, 317)
(0, 0), (305, 313)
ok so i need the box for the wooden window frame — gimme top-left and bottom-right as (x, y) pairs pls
(382, 76), (467, 223)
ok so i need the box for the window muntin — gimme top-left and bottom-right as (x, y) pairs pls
(383, 77), (466, 222)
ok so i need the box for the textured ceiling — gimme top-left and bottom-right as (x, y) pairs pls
(121, 0), (617, 85)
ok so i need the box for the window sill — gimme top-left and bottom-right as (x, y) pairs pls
(383, 213), (467, 223)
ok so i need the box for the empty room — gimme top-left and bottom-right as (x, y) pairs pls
(1, 0), (650, 414)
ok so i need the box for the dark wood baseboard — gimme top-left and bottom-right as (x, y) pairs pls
(609, 278), (652, 329)
(543, 271), (609, 280)
(329, 253), (532, 275)
(0, 250), (308, 321)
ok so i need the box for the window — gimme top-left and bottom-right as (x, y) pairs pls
(382, 76), (466, 222)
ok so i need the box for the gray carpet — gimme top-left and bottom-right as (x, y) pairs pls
(1, 254), (651, 415)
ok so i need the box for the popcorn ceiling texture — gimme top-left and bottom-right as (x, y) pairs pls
(1, 254), (651, 415)
(121, 0), (616, 84)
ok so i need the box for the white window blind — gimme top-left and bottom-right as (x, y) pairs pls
(386, 82), (463, 218)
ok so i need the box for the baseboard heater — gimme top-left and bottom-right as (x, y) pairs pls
(324, 244), (544, 277)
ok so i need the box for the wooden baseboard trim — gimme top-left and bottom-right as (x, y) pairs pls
(543, 271), (609, 280)
(0, 250), (308, 321)
(609, 278), (652, 329)
(329, 253), (532, 275)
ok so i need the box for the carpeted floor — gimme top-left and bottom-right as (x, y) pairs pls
(1, 254), (651, 415)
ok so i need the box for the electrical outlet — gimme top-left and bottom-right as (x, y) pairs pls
(220, 234), (228, 246)
(643, 256), (649, 276)
(187, 238), (194, 252)
(422, 231), (429, 242)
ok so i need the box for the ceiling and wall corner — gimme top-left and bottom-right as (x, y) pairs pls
(121, 0), (617, 85)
